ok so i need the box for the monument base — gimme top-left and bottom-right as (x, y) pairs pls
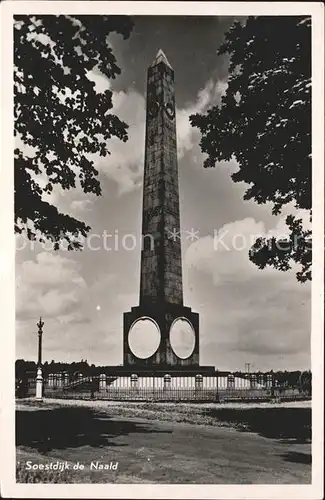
(123, 303), (201, 367)
(97, 364), (217, 377)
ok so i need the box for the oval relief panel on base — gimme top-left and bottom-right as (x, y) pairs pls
(169, 317), (195, 359)
(128, 317), (161, 359)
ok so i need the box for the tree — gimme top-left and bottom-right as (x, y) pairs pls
(14, 15), (133, 249)
(190, 16), (311, 282)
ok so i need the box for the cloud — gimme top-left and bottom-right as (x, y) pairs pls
(57, 311), (91, 325)
(38, 288), (81, 317)
(176, 79), (228, 159)
(86, 68), (111, 94)
(95, 88), (146, 195)
(17, 251), (84, 288)
(70, 199), (93, 214)
(185, 218), (273, 285)
(268, 208), (311, 236)
(184, 216), (311, 370)
(16, 252), (86, 319)
(185, 213), (311, 285)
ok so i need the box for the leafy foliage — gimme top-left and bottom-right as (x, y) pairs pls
(190, 16), (311, 281)
(14, 15), (133, 249)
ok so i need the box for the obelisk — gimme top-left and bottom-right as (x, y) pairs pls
(123, 50), (205, 371)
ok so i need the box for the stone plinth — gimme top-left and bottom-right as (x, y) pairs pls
(35, 368), (43, 400)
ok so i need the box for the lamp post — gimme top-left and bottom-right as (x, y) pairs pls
(35, 317), (44, 400)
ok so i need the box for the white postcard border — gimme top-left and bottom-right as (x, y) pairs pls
(0, 2), (323, 499)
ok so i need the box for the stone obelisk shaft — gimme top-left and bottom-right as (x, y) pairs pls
(139, 50), (183, 306)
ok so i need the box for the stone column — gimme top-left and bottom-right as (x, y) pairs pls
(37, 317), (44, 368)
(35, 367), (43, 400)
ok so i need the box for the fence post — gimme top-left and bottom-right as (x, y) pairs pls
(215, 371), (220, 402)
(250, 374), (257, 389)
(99, 373), (106, 390)
(227, 373), (235, 389)
(195, 374), (203, 390)
(163, 374), (171, 390)
(131, 374), (138, 389)
(48, 373), (54, 387)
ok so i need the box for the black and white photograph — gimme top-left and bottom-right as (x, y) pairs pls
(0, 1), (324, 498)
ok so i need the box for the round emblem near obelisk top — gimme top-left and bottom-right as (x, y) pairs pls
(164, 101), (175, 119)
(148, 100), (160, 118)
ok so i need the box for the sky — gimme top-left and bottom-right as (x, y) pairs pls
(15, 15), (311, 372)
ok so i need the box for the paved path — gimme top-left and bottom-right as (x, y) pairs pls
(16, 403), (311, 484)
